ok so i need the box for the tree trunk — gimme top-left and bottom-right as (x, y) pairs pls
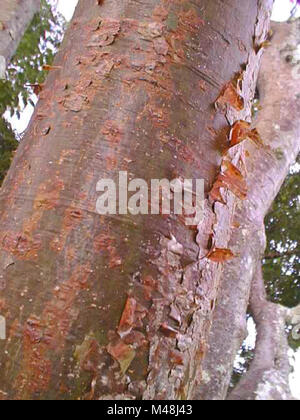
(195, 18), (300, 401)
(228, 264), (299, 400)
(0, 0), (41, 78)
(0, 0), (273, 400)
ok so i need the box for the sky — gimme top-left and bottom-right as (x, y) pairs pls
(272, 0), (300, 20)
(57, 0), (78, 21)
(4, 0), (300, 399)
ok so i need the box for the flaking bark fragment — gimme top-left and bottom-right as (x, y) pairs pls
(107, 340), (136, 376)
(216, 82), (244, 112)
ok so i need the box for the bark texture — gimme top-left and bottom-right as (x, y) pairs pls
(229, 264), (297, 400)
(0, 0), (272, 400)
(0, 0), (41, 78)
(195, 18), (300, 401)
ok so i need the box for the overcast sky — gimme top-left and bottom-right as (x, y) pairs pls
(57, 0), (78, 21)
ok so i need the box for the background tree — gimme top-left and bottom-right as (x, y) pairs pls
(0, 0), (40, 185)
(230, 2), (300, 394)
(0, 0), (65, 184)
(0, 0), (41, 75)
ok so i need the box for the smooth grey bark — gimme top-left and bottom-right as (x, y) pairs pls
(229, 264), (299, 400)
(195, 18), (300, 400)
(0, 0), (41, 78)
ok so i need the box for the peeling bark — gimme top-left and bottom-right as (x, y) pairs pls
(0, 0), (41, 78)
(0, 0), (273, 400)
(195, 18), (300, 400)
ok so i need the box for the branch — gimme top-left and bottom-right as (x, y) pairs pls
(228, 263), (296, 400)
(288, 5), (299, 21)
(194, 18), (300, 401)
(286, 304), (300, 327)
(263, 249), (298, 260)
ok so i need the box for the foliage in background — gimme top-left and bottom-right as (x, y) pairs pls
(230, 343), (255, 390)
(232, 160), (300, 383)
(264, 161), (300, 309)
(0, 119), (18, 182)
(264, 160), (300, 351)
(0, 0), (65, 184)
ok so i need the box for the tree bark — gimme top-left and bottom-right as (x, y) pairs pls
(195, 18), (300, 401)
(228, 264), (298, 400)
(0, 0), (272, 400)
(0, 0), (41, 78)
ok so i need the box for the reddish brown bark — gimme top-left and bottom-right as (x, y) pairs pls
(0, 0), (272, 400)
